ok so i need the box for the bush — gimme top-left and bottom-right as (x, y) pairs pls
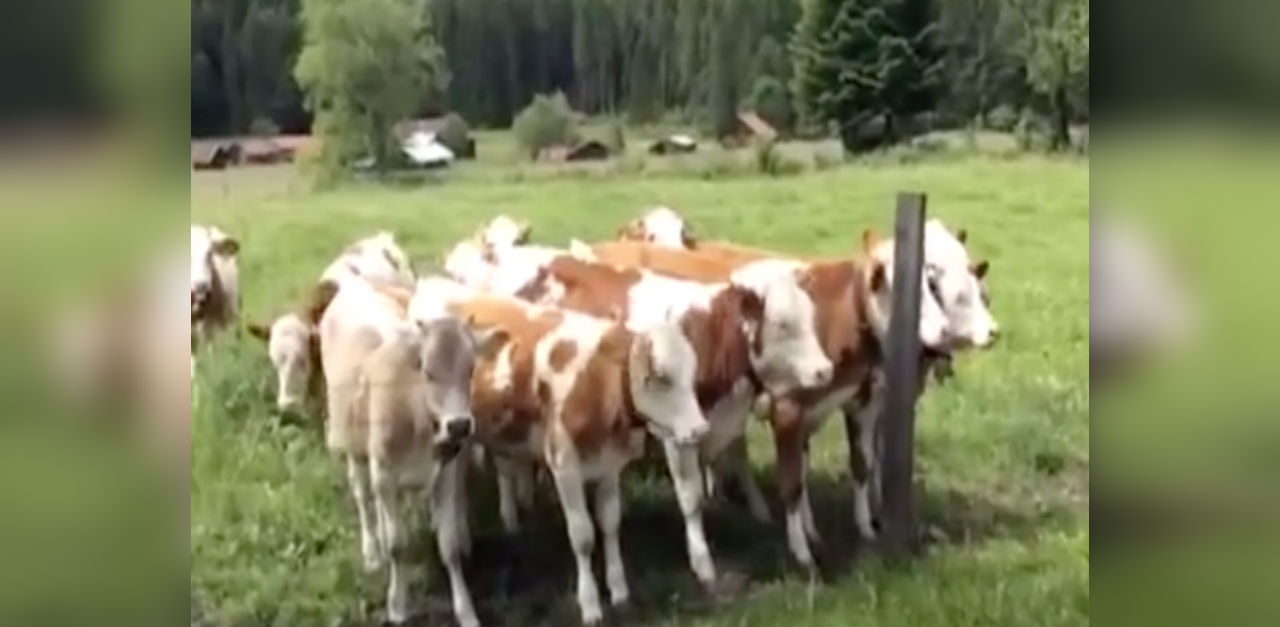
(435, 113), (470, 156)
(986, 104), (1019, 132)
(813, 144), (844, 170)
(512, 91), (581, 159)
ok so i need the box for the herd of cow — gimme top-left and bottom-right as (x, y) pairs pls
(189, 206), (999, 627)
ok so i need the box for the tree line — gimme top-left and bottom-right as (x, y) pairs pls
(191, 0), (1088, 151)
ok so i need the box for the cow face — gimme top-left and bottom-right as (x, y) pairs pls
(627, 323), (708, 446)
(190, 225), (238, 319)
(862, 231), (950, 350)
(250, 313), (316, 415)
(416, 317), (508, 457)
(924, 221), (999, 349)
(619, 207), (693, 248)
(731, 261), (834, 394)
(477, 215), (531, 251)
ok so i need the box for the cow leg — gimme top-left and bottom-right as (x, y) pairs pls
(662, 439), (717, 589)
(770, 398), (815, 571)
(724, 436), (771, 523)
(593, 472), (631, 608)
(843, 391), (882, 541)
(371, 457), (412, 624)
(514, 458), (535, 510)
(494, 456), (522, 535)
(798, 455), (821, 544)
(432, 458), (481, 627)
(550, 463), (603, 626)
(346, 455), (384, 572)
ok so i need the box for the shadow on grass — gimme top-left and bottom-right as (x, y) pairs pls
(384, 459), (1056, 627)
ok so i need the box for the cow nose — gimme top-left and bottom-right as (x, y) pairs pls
(446, 417), (473, 440)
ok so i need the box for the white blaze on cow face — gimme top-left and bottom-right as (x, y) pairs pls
(414, 318), (505, 453)
(622, 206), (692, 248)
(477, 215), (532, 250)
(262, 313), (314, 413)
(863, 234), (950, 350)
(924, 220), (999, 349)
(730, 260), (834, 394)
(627, 323), (708, 446)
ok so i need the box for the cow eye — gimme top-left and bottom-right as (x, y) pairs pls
(927, 276), (944, 302)
(651, 372), (673, 387)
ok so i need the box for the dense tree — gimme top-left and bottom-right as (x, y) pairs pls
(294, 0), (449, 170)
(189, 0), (1087, 154)
(792, 0), (943, 152)
(1000, 0), (1088, 149)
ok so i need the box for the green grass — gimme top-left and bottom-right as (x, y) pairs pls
(190, 140), (1089, 627)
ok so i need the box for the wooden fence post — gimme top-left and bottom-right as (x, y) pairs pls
(880, 191), (927, 559)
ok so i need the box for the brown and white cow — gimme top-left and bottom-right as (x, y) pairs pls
(248, 231), (417, 415)
(190, 224), (241, 349)
(612, 209), (1001, 540)
(582, 237), (951, 571)
(319, 275), (499, 627)
(482, 252), (835, 585)
(410, 276), (708, 626)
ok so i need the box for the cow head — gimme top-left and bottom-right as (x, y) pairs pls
(477, 215), (532, 251)
(248, 281), (339, 416)
(249, 313), (317, 416)
(923, 220), (999, 350)
(627, 323), (708, 446)
(861, 230), (950, 350)
(617, 207), (694, 248)
(190, 225), (239, 320)
(415, 317), (508, 457)
(730, 260), (835, 394)
(322, 231), (415, 288)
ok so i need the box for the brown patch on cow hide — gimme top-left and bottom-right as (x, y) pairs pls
(560, 326), (636, 453)
(682, 286), (759, 406)
(548, 340), (577, 373)
(588, 241), (737, 283)
(544, 256), (640, 321)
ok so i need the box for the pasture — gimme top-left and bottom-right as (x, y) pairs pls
(190, 139), (1089, 627)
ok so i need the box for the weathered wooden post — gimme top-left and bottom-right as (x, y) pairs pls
(880, 191), (926, 559)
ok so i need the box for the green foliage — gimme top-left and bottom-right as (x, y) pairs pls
(745, 75), (793, 134)
(435, 112), (472, 155)
(1000, 0), (1088, 149)
(512, 91), (582, 159)
(792, 0), (943, 153)
(986, 103), (1019, 131)
(294, 0), (449, 173)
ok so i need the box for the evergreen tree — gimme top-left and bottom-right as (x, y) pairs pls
(792, 0), (942, 152)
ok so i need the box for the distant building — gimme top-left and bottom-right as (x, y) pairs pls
(538, 139), (611, 162)
(401, 131), (455, 168)
(395, 115), (476, 159)
(648, 134), (698, 155)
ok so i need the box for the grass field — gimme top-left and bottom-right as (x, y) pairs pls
(189, 139), (1089, 627)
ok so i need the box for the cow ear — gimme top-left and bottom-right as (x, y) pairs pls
(681, 226), (698, 248)
(246, 322), (271, 342)
(213, 237), (240, 256)
(972, 260), (989, 279)
(861, 228), (881, 252)
(869, 260), (887, 292)
(956, 228), (968, 244)
(617, 220), (641, 241)
(471, 326), (509, 359)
